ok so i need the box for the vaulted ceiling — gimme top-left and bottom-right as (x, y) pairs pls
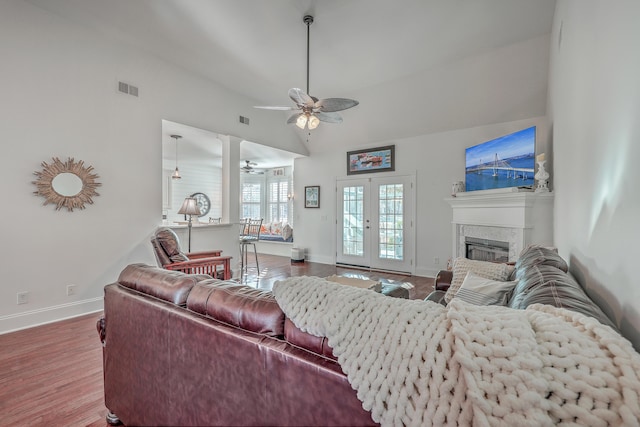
(26, 0), (557, 151)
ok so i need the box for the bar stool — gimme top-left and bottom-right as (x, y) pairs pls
(239, 218), (263, 277)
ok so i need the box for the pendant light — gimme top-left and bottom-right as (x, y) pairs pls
(171, 134), (182, 180)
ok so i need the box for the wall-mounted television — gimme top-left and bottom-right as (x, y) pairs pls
(465, 126), (536, 192)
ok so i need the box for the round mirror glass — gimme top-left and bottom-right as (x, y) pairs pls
(52, 172), (83, 197)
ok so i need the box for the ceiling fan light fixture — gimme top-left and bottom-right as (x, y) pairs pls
(296, 114), (308, 129)
(308, 115), (320, 130)
(254, 15), (358, 131)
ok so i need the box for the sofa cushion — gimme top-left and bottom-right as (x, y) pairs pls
(117, 263), (208, 305)
(454, 271), (516, 306)
(187, 280), (285, 337)
(444, 258), (514, 304)
(515, 245), (568, 274)
(508, 264), (617, 330)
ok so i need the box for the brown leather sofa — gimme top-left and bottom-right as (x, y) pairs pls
(98, 264), (376, 426)
(98, 247), (617, 426)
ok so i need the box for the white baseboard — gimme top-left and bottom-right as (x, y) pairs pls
(306, 254), (335, 265)
(0, 297), (104, 335)
(415, 267), (440, 278)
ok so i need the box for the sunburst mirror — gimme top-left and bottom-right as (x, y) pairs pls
(33, 157), (101, 211)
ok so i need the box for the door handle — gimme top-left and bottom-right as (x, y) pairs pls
(365, 226), (370, 229)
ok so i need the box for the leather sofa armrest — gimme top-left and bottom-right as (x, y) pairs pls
(97, 317), (106, 346)
(434, 270), (453, 292)
(425, 290), (447, 305)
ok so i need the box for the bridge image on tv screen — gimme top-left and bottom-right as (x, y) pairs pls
(465, 126), (536, 192)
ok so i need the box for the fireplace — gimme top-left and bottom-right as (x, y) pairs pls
(465, 237), (509, 262)
(446, 189), (554, 262)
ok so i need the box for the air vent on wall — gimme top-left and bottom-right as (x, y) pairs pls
(117, 81), (139, 97)
(273, 168), (285, 176)
(239, 116), (250, 125)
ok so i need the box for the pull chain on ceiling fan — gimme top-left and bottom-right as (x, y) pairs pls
(254, 15), (359, 130)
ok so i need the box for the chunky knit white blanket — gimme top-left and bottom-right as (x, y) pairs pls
(272, 276), (640, 427)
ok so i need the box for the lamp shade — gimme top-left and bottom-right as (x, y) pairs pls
(177, 197), (201, 216)
(308, 115), (320, 129)
(296, 114), (308, 129)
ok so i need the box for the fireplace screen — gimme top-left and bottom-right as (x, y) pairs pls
(465, 237), (509, 262)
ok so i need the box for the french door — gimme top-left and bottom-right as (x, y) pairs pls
(336, 175), (415, 274)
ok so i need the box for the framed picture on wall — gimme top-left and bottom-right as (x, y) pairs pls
(347, 145), (395, 175)
(305, 186), (320, 208)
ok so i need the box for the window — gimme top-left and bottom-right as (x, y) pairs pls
(268, 179), (290, 223)
(240, 169), (293, 225)
(241, 181), (262, 219)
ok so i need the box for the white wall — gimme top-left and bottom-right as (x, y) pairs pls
(0, 0), (304, 333)
(548, 0), (640, 350)
(293, 117), (548, 276)
(296, 33), (551, 155)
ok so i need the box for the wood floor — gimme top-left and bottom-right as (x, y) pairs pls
(0, 254), (434, 426)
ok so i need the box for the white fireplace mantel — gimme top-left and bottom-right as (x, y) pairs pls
(445, 189), (554, 261)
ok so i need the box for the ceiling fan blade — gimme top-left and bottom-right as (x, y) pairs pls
(254, 105), (296, 111)
(315, 111), (343, 123)
(288, 88), (314, 108)
(287, 113), (303, 124)
(314, 98), (359, 113)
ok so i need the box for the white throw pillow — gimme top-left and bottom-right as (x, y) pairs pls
(444, 257), (514, 304)
(453, 271), (517, 306)
(281, 223), (293, 240)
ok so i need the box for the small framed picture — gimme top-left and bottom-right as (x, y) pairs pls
(347, 145), (395, 175)
(304, 186), (320, 208)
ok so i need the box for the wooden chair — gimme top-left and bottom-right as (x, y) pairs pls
(239, 218), (263, 277)
(151, 227), (232, 280)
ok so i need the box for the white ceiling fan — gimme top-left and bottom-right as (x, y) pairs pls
(241, 160), (264, 174)
(254, 15), (359, 130)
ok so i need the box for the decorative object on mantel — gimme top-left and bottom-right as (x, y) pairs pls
(535, 152), (550, 193)
(170, 134), (182, 180)
(451, 181), (465, 196)
(177, 197), (201, 252)
(32, 157), (101, 212)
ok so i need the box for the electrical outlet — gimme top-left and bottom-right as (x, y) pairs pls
(434, 257), (440, 265)
(66, 285), (77, 296)
(17, 291), (29, 305)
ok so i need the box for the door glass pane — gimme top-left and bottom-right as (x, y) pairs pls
(342, 186), (364, 256)
(378, 184), (403, 260)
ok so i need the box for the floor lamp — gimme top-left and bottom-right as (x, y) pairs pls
(177, 197), (201, 252)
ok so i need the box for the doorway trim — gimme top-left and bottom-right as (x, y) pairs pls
(334, 172), (416, 275)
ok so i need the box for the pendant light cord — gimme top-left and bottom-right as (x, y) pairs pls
(304, 15), (313, 95)
(306, 21), (310, 94)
